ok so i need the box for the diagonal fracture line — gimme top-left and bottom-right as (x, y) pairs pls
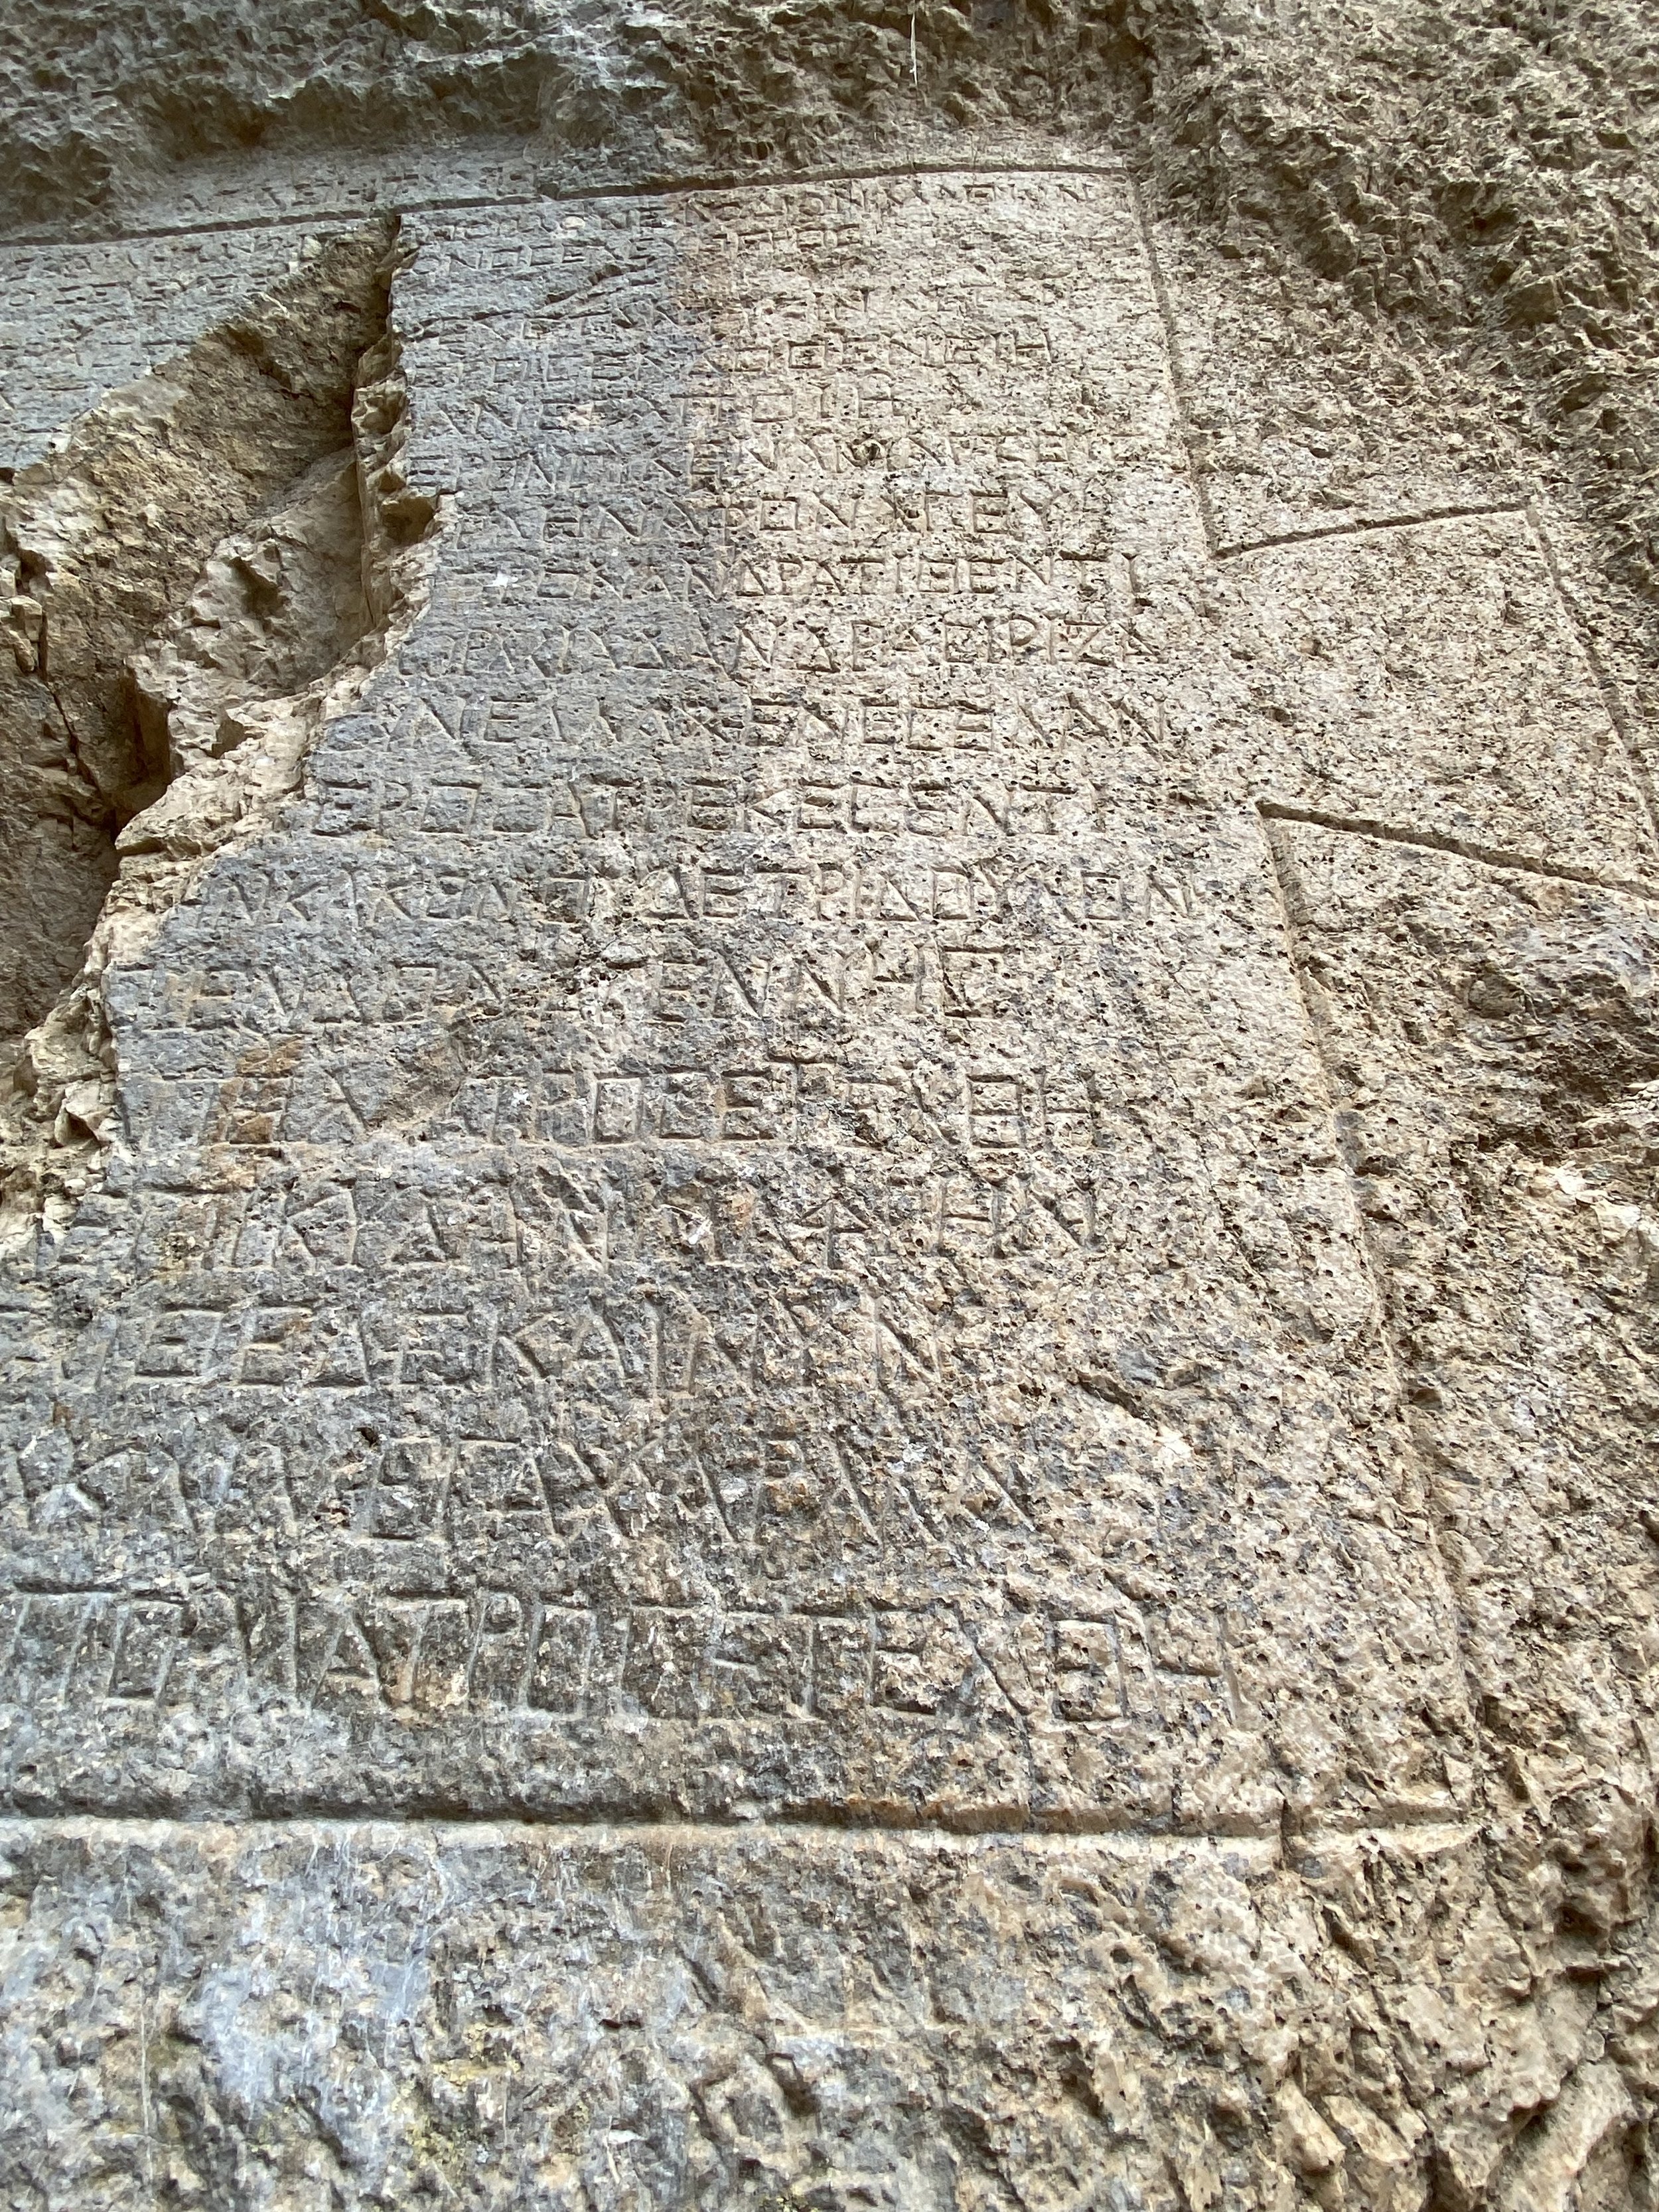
(1258, 797), (1659, 899)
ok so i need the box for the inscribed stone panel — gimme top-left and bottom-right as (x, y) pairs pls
(1145, 213), (1524, 555)
(0, 172), (1469, 1834)
(1222, 514), (1659, 881)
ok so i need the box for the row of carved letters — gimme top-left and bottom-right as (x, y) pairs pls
(444, 382), (1117, 449)
(8, 171), (1106, 294)
(516, 551), (1132, 603)
(405, 611), (1133, 682)
(163, 930), (1153, 1035)
(432, 173), (1119, 257)
(0, 1586), (1235, 1728)
(234, 787), (1150, 862)
(312, 771), (1180, 852)
(121, 1272), (1059, 1392)
(350, 774), (1102, 843)
(472, 424), (1111, 479)
(264, 778), (1190, 864)
(526, 484), (1091, 543)
(145, 1155), (1181, 1278)
(386, 680), (1151, 750)
(467, 327), (1089, 372)
(134, 1051), (1167, 1154)
(250, 773), (1192, 857)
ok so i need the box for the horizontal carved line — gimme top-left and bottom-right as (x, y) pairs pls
(0, 161), (1128, 253)
(1217, 500), (1528, 559)
(0, 190), (514, 252)
(1258, 798), (1659, 899)
(0, 1807), (1468, 1852)
(0, 1799), (1273, 1842)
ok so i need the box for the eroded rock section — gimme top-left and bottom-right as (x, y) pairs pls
(0, 122), (1658, 2212)
(0, 227), (435, 1244)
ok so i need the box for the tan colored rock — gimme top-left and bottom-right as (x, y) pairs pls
(1, 11), (1659, 2209)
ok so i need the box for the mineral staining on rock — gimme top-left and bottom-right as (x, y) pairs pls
(1, 57), (1658, 2212)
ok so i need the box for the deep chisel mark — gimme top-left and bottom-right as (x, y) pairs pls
(0, 1806), (1474, 1852)
(0, 1799), (1277, 1842)
(1258, 797), (1659, 899)
(546, 157), (1128, 204)
(1217, 499), (1528, 559)
(1128, 178), (1219, 559)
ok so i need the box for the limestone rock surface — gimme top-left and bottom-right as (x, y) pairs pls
(2, 7), (1659, 2211)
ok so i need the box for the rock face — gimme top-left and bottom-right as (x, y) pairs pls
(3, 11), (1659, 2212)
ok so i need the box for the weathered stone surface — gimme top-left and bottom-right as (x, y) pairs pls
(4, 7), (1659, 2208)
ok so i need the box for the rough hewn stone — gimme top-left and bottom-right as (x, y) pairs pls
(3, 8), (1659, 2209)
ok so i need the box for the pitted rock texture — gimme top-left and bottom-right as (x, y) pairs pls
(0, 226), (437, 1250)
(3, 10), (1659, 2212)
(0, 228), (390, 1049)
(7, 3), (1659, 606)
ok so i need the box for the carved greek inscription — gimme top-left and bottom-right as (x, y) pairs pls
(0, 1583), (1245, 1734)
(0, 167), (1467, 1833)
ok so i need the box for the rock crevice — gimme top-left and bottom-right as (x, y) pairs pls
(0, 223), (437, 1248)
